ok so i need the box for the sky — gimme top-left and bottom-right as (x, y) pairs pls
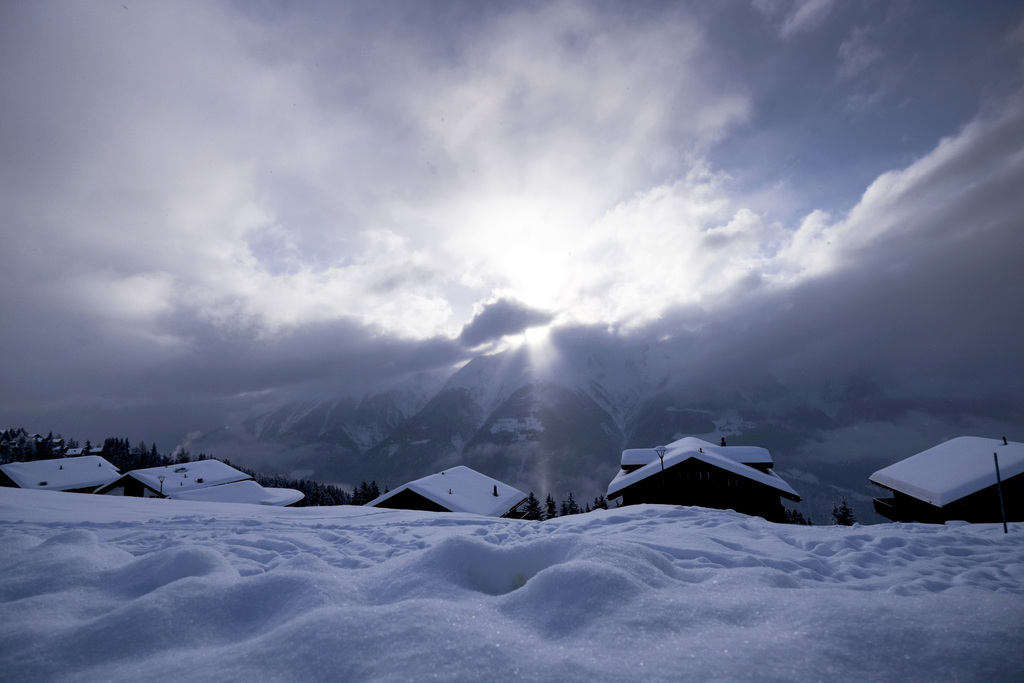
(2, 0), (1024, 450)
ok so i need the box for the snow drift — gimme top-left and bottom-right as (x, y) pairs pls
(1, 488), (1022, 682)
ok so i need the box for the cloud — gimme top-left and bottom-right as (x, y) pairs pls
(777, 91), (1024, 278)
(837, 26), (883, 80)
(527, 88), (1024, 434)
(753, 0), (836, 39)
(2, 0), (1023, 454)
(780, 0), (835, 38)
(1, 1), (754, 349)
(458, 299), (554, 348)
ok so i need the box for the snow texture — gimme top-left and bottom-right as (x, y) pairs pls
(2, 488), (1023, 682)
(608, 436), (800, 500)
(489, 415), (544, 438)
(367, 465), (527, 517)
(0, 455), (121, 491)
(871, 436), (1024, 506)
(168, 480), (304, 506)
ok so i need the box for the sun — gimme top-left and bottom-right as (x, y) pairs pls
(521, 324), (559, 376)
(522, 324), (550, 347)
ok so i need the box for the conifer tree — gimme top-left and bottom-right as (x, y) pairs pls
(544, 494), (558, 520)
(831, 498), (856, 526)
(522, 492), (542, 520)
(785, 508), (811, 525)
(561, 492), (580, 516)
(353, 481), (371, 505)
(593, 495), (608, 510)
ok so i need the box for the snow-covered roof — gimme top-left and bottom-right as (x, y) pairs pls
(168, 480), (304, 506)
(367, 465), (527, 517)
(608, 436), (798, 500)
(120, 460), (251, 494)
(621, 448), (661, 468)
(0, 456), (121, 491)
(870, 436), (1024, 507)
(621, 438), (773, 468)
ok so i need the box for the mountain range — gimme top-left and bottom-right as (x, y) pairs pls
(189, 338), (952, 524)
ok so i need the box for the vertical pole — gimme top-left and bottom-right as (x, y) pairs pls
(655, 446), (667, 504)
(994, 452), (1008, 534)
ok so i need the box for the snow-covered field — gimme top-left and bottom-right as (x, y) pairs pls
(2, 489), (1022, 682)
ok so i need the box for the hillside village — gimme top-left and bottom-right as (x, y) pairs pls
(3, 427), (1020, 526)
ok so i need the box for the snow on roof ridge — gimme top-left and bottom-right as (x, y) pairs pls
(869, 436), (1024, 507)
(608, 438), (797, 500)
(120, 459), (252, 493)
(620, 437), (773, 468)
(0, 455), (121, 491)
(368, 465), (527, 517)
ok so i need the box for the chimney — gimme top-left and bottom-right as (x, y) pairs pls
(493, 485), (498, 497)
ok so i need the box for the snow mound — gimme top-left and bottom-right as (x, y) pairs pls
(1, 488), (1022, 682)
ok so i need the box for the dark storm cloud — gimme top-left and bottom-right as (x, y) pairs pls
(544, 90), (1024, 438)
(0, 306), (469, 449)
(458, 299), (554, 348)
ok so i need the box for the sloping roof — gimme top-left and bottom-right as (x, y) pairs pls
(870, 436), (1024, 507)
(367, 465), (527, 517)
(0, 456), (121, 491)
(116, 460), (251, 494)
(168, 480), (304, 506)
(608, 436), (799, 500)
(621, 438), (774, 468)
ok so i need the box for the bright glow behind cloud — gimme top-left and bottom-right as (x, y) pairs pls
(3, 0), (1022, 360)
(19, 0), (760, 341)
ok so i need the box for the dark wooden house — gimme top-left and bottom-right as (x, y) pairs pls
(606, 437), (801, 522)
(870, 436), (1023, 523)
(366, 465), (528, 518)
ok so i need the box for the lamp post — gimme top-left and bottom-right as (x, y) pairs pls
(158, 475), (166, 496)
(655, 445), (667, 502)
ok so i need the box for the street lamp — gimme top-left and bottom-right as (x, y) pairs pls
(158, 474), (166, 496)
(655, 445), (666, 471)
(655, 445), (667, 501)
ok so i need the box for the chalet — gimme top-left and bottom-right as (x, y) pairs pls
(0, 455), (122, 493)
(870, 436), (1023, 523)
(94, 460), (303, 506)
(606, 436), (801, 522)
(366, 466), (528, 518)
